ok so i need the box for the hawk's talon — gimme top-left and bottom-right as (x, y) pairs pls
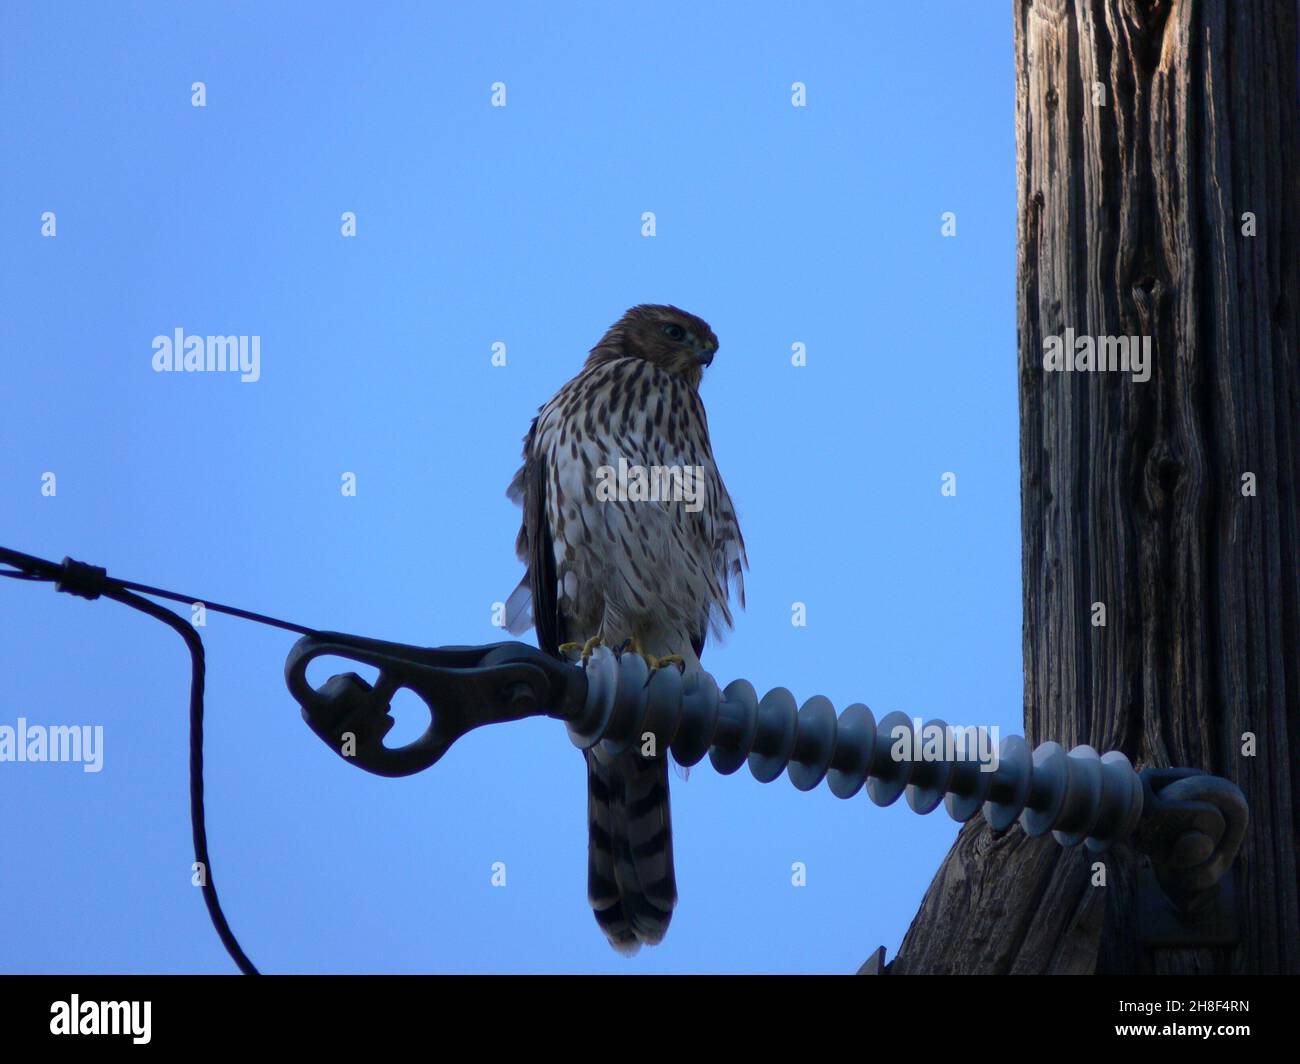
(559, 635), (605, 663)
(614, 636), (685, 673)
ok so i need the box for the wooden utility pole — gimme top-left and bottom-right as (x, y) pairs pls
(888, 0), (1299, 974)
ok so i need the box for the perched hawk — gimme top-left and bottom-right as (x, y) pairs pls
(505, 304), (747, 953)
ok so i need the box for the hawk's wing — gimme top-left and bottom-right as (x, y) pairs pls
(504, 416), (563, 656)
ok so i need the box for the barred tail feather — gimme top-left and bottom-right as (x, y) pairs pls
(586, 747), (676, 954)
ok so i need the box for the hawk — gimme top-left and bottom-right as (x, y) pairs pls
(505, 304), (747, 953)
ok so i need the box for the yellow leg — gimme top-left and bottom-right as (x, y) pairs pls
(620, 635), (684, 672)
(558, 635), (604, 662)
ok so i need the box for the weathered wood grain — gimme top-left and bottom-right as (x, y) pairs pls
(888, 0), (1299, 975)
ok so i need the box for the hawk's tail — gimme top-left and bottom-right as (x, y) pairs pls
(586, 746), (676, 954)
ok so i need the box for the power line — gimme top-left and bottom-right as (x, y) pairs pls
(0, 546), (323, 975)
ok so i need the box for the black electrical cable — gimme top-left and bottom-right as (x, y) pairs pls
(110, 577), (318, 637)
(103, 585), (260, 974)
(0, 546), (322, 974)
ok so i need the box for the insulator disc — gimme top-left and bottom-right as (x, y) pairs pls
(709, 679), (759, 776)
(749, 687), (799, 784)
(787, 695), (837, 792)
(983, 733), (1031, 830)
(827, 703), (876, 799)
(1020, 741), (1069, 837)
(906, 719), (956, 814)
(867, 711), (916, 808)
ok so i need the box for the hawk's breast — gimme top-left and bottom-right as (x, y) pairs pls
(533, 358), (733, 652)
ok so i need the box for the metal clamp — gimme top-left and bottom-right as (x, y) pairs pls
(1132, 768), (1248, 946)
(285, 633), (584, 777)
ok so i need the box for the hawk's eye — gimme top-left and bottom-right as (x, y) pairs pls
(662, 323), (686, 342)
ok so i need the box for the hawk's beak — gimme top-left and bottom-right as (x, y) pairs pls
(694, 344), (715, 368)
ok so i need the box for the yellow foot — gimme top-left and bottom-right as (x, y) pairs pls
(559, 636), (604, 663)
(617, 637), (685, 672)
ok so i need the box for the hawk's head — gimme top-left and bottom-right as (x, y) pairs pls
(588, 304), (719, 388)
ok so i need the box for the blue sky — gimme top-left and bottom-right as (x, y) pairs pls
(1, 1), (1019, 973)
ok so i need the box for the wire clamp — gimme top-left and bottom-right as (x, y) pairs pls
(55, 556), (109, 600)
(285, 633), (586, 777)
(1133, 768), (1247, 946)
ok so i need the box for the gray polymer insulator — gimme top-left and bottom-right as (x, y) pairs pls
(566, 647), (1144, 853)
